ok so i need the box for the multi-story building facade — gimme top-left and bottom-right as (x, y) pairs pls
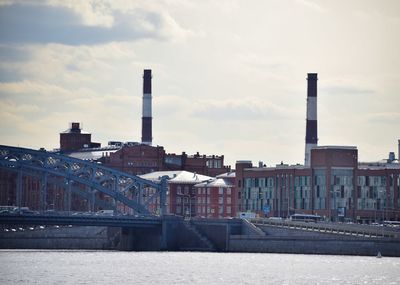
(237, 146), (400, 223)
(104, 144), (166, 176)
(194, 172), (236, 218)
(164, 152), (230, 177)
(140, 170), (213, 217)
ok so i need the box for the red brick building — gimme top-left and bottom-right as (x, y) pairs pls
(59, 122), (100, 152)
(194, 172), (237, 218)
(140, 171), (212, 217)
(104, 144), (166, 175)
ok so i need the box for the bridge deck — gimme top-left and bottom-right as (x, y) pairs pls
(0, 214), (162, 228)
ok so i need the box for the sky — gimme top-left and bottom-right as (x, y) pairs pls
(0, 0), (399, 168)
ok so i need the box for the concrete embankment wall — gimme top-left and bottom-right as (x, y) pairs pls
(258, 225), (340, 237)
(229, 235), (400, 257)
(0, 226), (114, 250)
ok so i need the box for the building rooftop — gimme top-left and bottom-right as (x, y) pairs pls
(194, 177), (234, 188)
(56, 146), (121, 161)
(216, 171), (236, 178)
(314, 145), (357, 150)
(236, 160), (252, 164)
(244, 164), (310, 171)
(358, 160), (400, 170)
(140, 170), (213, 184)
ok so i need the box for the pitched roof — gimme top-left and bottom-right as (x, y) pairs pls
(140, 170), (213, 184)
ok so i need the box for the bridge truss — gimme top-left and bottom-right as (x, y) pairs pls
(0, 145), (168, 215)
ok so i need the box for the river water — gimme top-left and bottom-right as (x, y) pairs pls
(0, 250), (399, 284)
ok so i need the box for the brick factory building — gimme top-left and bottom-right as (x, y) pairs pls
(59, 122), (100, 152)
(57, 122), (230, 177)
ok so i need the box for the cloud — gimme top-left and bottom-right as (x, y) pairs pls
(321, 85), (375, 96)
(48, 0), (114, 28)
(0, 2), (190, 45)
(363, 112), (400, 125)
(295, 0), (326, 13)
(0, 80), (74, 100)
(191, 98), (294, 121)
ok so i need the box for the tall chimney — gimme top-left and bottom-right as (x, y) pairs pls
(304, 73), (318, 166)
(141, 69), (152, 145)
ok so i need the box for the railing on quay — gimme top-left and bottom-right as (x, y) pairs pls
(249, 218), (400, 239)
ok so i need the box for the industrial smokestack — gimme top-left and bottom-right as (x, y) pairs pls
(398, 139), (400, 162)
(304, 73), (318, 166)
(141, 69), (152, 145)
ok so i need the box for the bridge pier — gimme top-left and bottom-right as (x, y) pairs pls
(118, 226), (164, 251)
(119, 228), (135, 251)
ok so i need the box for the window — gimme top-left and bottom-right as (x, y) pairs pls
(226, 188), (231, 195)
(207, 188), (210, 195)
(226, 206), (231, 214)
(219, 187), (224, 195)
(219, 197), (224, 204)
(227, 197), (231, 204)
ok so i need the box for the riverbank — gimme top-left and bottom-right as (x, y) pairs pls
(1, 221), (400, 256)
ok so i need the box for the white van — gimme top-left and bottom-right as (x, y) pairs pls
(96, 210), (114, 216)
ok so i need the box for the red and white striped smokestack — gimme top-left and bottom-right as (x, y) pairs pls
(304, 73), (318, 166)
(141, 69), (152, 145)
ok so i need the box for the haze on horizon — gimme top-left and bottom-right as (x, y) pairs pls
(0, 0), (399, 167)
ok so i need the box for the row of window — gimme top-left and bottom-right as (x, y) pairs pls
(196, 196), (232, 204)
(245, 176), (311, 188)
(206, 159), (222, 169)
(126, 161), (157, 167)
(245, 175), (400, 188)
(196, 206), (232, 214)
(196, 187), (232, 195)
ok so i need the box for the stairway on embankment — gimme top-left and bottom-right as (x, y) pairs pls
(178, 220), (216, 251)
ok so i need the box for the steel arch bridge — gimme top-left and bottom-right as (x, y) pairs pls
(0, 145), (167, 215)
